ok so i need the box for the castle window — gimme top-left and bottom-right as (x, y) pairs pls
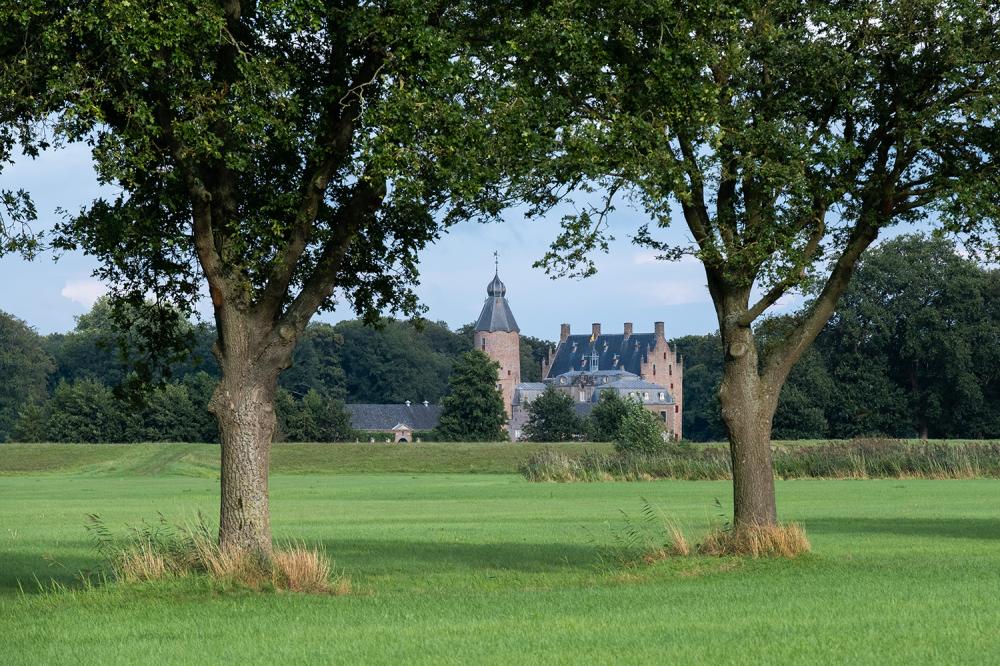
(658, 392), (665, 401)
(669, 365), (672, 376)
(675, 405), (679, 413)
(507, 370), (511, 376)
(670, 383), (674, 390)
(579, 391), (585, 402)
(660, 411), (668, 422)
(643, 392), (649, 401)
(653, 364), (656, 376)
(481, 339), (486, 351)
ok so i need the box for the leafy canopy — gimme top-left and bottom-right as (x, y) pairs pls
(8, 0), (522, 374)
(507, 0), (1000, 380)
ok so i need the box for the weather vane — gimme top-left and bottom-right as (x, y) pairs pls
(493, 250), (499, 274)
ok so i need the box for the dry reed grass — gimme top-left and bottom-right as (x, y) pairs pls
(98, 515), (348, 594)
(697, 522), (811, 558)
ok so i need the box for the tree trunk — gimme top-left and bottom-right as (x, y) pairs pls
(211, 370), (280, 555)
(718, 325), (779, 528)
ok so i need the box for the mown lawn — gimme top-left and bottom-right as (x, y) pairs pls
(1, 444), (999, 664)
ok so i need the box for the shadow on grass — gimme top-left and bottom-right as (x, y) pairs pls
(807, 517), (1000, 541)
(317, 538), (597, 574)
(1, 538), (598, 594)
(0, 550), (105, 594)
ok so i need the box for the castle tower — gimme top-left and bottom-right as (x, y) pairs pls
(474, 268), (520, 417)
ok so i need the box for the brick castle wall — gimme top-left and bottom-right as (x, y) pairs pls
(474, 330), (521, 417)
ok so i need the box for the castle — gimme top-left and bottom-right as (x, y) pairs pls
(473, 269), (684, 441)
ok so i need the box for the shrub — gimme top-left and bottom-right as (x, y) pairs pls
(614, 399), (668, 455)
(585, 391), (630, 442)
(522, 386), (581, 441)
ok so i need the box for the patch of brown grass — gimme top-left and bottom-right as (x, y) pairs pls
(272, 544), (350, 594)
(697, 522), (811, 558)
(108, 531), (347, 594)
(114, 543), (171, 582)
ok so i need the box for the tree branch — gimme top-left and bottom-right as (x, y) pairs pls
(256, 49), (386, 320)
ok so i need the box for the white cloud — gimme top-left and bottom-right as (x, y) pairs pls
(649, 281), (711, 306)
(60, 279), (107, 307)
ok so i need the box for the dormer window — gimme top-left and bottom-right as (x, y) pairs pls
(658, 392), (665, 401)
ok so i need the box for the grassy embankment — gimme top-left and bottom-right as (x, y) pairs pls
(1, 442), (999, 664)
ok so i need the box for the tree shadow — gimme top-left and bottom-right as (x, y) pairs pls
(0, 548), (104, 594)
(316, 538), (598, 574)
(0, 538), (600, 594)
(806, 517), (1000, 541)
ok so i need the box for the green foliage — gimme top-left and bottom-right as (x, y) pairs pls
(277, 389), (354, 443)
(11, 374), (219, 444)
(670, 334), (725, 443)
(519, 334), (553, 383)
(522, 386), (580, 442)
(817, 235), (1000, 439)
(279, 324), (347, 402)
(30, 379), (141, 443)
(614, 400), (667, 455)
(0, 311), (53, 441)
(585, 391), (630, 442)
(436, 351), (507, 442)
(335, 319), (470, 404)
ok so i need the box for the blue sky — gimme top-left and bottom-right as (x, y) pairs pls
(0, 143), (781, 340)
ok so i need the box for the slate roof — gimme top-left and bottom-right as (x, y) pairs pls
(346, 404), (442, 431)
(593, 379), (675, 404)
(547, 333), (659, 377)
(474, 273), (519, 332)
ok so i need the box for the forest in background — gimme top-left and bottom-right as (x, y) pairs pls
(1, 235), (998, 443)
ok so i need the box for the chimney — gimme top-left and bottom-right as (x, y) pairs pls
(623, 322), (633, 339)
(654, 321), (665, 339)
(560, 323), (571, 342)
(592, 322), (601, 338)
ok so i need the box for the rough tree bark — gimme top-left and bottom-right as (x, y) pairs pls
(208, 316), (294, 555)
(718, 315), (780, 527)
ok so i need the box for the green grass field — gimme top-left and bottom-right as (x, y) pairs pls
(2, 443), (999, 664)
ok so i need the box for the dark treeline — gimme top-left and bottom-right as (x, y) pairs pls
(680, 236), (1000, 441)
(1, 235), (996, 443)
(0, 303), (554, 443)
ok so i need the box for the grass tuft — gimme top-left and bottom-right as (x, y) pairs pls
(272, 544), (350, 595)
(697, 523), (811, 558)
(89, 514), (347, 594)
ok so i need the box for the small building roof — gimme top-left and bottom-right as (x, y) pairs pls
(346, 404), (442, 431)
